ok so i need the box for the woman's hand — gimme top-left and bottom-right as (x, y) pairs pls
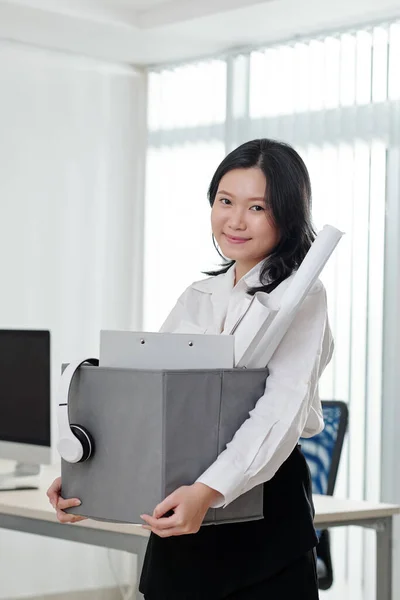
(140, 483), (223, 538)
(46, 477), (87, 524)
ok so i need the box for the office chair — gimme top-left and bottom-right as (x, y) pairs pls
(300, 400), (349, 590)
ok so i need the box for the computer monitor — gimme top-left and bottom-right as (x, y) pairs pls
(0, 329), (51, 488)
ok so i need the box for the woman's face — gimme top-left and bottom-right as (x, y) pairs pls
(211, 167), (280, 273)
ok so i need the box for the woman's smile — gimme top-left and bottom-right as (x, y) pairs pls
(223, 233), (251, 244)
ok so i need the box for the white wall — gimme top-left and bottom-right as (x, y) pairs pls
(0, 41), (146, 597)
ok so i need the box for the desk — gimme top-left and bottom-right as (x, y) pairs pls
(0, 465), (398, 600)
(315, 495), (399, 600)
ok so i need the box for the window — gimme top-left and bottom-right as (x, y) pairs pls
(145, 23), (400, 598)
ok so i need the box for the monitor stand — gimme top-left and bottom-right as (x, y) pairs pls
(0, 462), (40, 491)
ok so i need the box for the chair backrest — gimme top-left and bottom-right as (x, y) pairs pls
(300, 400), (349, 496)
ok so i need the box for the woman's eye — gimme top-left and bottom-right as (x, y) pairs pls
(220, 198), (231, 205)
(250, 205), (265, 212)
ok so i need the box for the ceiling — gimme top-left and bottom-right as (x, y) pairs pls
(1, 0), (400, 66)
(0, 0), (275, 27)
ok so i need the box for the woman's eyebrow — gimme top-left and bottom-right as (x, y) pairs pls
(217, 190), (266, 202)
(216, 190), (233, 196)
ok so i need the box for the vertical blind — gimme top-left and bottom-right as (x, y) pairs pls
(144, 21), (400, 599)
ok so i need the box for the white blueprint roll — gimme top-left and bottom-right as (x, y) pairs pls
(236, 224), (344, 368)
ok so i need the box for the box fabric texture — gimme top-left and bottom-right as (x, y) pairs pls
(62, 365), (268, 525)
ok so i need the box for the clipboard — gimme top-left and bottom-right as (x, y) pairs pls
(99, 330), (234, 370)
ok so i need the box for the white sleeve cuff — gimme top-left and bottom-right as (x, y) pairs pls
(195, 454), (247, 508)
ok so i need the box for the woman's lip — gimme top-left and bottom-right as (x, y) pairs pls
(224, 234), (251, 244)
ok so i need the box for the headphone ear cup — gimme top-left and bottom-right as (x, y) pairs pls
(70, 425), (94, 462)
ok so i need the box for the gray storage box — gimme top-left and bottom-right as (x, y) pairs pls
(62, 365), (268, 525)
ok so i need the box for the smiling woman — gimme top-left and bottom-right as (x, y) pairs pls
(136, 138), (331, 600)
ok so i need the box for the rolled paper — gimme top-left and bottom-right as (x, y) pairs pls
(235, 225), (344, 368)
(230, 292), (278, 367)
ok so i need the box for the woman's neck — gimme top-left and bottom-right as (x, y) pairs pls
(234, 260), (261, 286)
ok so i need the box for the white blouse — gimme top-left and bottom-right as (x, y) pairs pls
(159, 260), (334, 509)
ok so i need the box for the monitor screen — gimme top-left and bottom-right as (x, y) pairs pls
(0, 330), (50, 447)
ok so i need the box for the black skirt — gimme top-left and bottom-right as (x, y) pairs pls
(221, 548), (318, 600)
(139, 445), (318, 600)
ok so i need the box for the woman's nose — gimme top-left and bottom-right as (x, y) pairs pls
(227, 208), (247, 230)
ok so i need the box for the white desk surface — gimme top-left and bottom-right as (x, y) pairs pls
(0, 462), (398, 535)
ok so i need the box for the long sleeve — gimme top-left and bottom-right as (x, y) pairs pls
(158, 289), (188, 333)
(196, 282), (333, 508)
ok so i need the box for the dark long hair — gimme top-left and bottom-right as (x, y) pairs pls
(205, 138), (315, 295)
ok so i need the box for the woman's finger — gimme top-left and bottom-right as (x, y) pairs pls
(57, 497), (81, 511)
(70, 515), (87, 523)
(141, 513), (178, 530)
(56, 509), (86, 524)
(56, 509), (74, 523)
(46, 477), (61, 496)
(153, 493), (178, 519)
(46, 477), (62, 507)
(47, 493), (58, 509)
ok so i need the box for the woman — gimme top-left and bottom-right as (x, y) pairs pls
(48, 139), (333, 599)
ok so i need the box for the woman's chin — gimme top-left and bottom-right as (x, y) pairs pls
(219, 242), (248, 258)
